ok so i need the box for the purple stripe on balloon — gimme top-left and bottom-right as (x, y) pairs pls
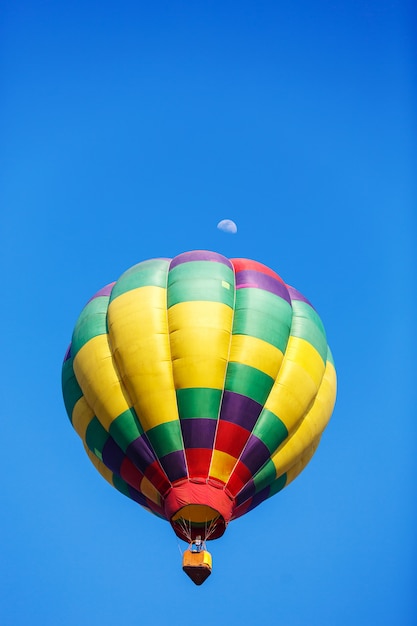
(102, 437), (125, 473)
(230, 501), (251, 520)
(159, 450), (187, 482)
(181, 418), (217, 449)
(63, 343), (72, 362)
(239, 435), (270, 475)
(126, 434), (157, 474)
(219, 391), (262, 431)
(87, 282), (116, 303)
(169, 250), (233, 269)
(247, 486), (270, 511)
(235, 270), (291, 303)
(127, 485), (165, 518)
(235, 479), (256, 506)
(287, 285), (313, 307)
(127, 484), (149, 508)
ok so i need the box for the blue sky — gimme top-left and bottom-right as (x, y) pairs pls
(1, 1), (415, 624)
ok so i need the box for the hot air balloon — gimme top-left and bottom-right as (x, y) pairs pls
(62, 250), (336, 585)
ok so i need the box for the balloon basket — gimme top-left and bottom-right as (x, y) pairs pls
(182, 549), (212, 586)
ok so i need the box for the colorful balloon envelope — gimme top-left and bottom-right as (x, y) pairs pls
(62, 250), (336, 545)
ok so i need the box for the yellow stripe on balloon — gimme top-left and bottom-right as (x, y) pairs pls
(140, 476), (162, 507)
(72, 396), (95, 441)
(284, 439), (319, 485)
(85, 446), (114, 486)
(73, 334), (131, 431)
(285, 336), (326, 388)
(269, 358), (336, 478)
(168, 301), (233, 389)
(209, 450), (237, 483)
(107, 286), (179, 430)
(228, 334), (284, 379)
(264, 336), (326, 435)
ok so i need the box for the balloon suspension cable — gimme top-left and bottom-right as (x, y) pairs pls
(177, 541), (184, 556)
(175, 513), (220, 544)
(204, 515), (221, 541)
(176, 516), (192, 543)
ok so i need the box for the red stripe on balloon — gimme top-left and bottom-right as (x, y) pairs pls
(120, 457), (144, 490)
(145, 461), (171, 496)
(231, 258), (285, 283)
(225, 460), (254, 498)
(186, 448), (212, 479)
(214, 421), (251, 459)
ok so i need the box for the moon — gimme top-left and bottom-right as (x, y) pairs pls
(217, 219), (237, 234)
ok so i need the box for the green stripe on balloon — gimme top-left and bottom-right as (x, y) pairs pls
(252, 408), (288, 454)
(71, 296), (109, 356)
(109, 258), (169, 301)
(290, 300), (328, 362)
(176, 388), (222, 419)
(327, 346), (335, 366)
(61, 357), (83, 421)
(85, 417), (109, 460)
(252, 458), (277, 493)
(225, 362), (274, 405)
(146, 421), (184, 458)
(233, 289), (292, 351)
(109, 408), (144, 451)
(250, 462), (287, 498)
(167, 261), (235, 308)
(112, 473), (131, 497)
(268, 473), (287, 496)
